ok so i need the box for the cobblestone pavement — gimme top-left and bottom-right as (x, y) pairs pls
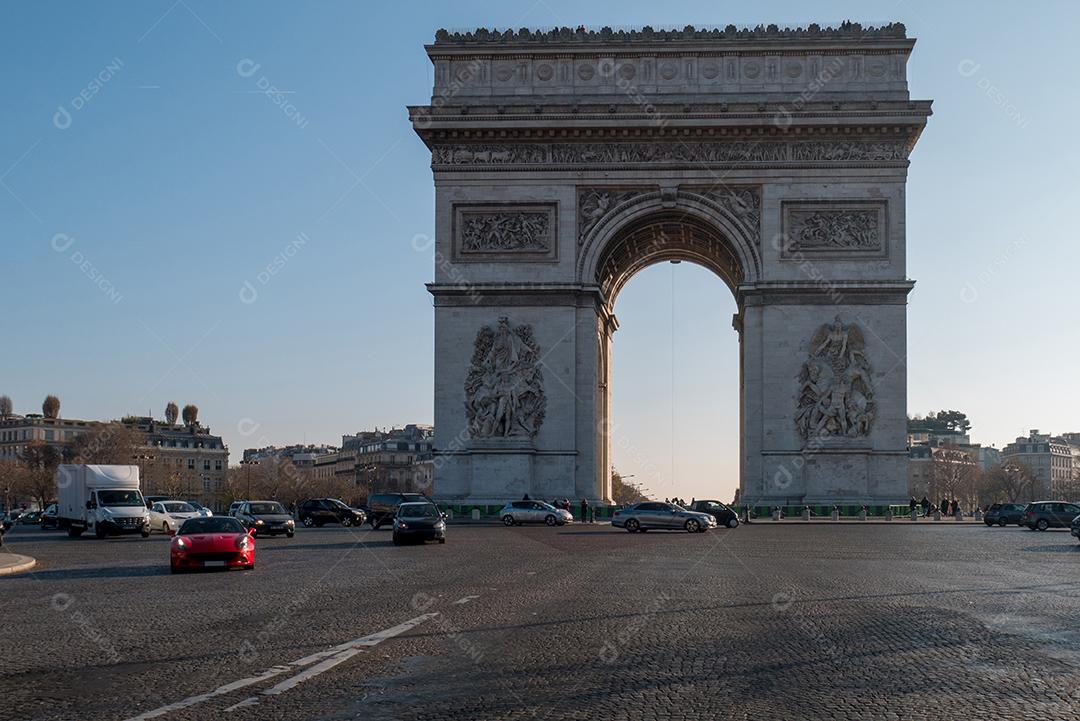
(1, 522), (1078, 720)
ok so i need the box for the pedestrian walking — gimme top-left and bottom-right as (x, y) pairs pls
(920, 496), (930, 515)
(580, 497), (589, 523)
(523, 493), (530, 501)
(909, 496), (917, 513)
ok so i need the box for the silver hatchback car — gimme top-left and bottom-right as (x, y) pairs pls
(500, 501), (573, 526)
(612, 502), (716, 533)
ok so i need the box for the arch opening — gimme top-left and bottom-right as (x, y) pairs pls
(593, 211), (748, 308)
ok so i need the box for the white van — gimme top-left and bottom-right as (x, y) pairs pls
(56, 465), (150, 539)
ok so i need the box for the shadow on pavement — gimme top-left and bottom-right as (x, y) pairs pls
(1022, 543), (1080, 553)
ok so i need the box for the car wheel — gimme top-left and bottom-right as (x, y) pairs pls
(685, 519), (701, 533)
(727, 517), (739, 529)
(502, 515), (515, 527)
(95, 525), (107, 539)
(392, 535), (403, 546)
(68, 526), (83, 538)
(162, 522), (170, 535)
(625, 518), (640, 533)
(286, 531), (294, 538)
(439, 538), (446, 544)
(301, 516), (314, 527)
(998, 518), (1007, 527)
(170, 565), (181, 574)
(545, 515), (557, 527)
(341, 515), (354, 527)
(141, 529), (150, 538)
(1036, 519), (1049, 531)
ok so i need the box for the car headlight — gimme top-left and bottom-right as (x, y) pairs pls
(435, 521), (445, 529)
(396, 521), (408, 529)
(255, 519), (264, 525)
(237, 534), (251, 550)
(100, 508), (114, 518)
(286, 519), (295, 526)
(174, 536), (189, 549)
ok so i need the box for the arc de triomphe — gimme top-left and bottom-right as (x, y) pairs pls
(409, 23), (931, 509)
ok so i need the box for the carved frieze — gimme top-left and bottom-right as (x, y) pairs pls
(432, 140), (908, 168)
(795, 317), (875, 443)
(465, 317), (546, 440)
(781, 201), (887, 256)
(454, 204), (556, 260)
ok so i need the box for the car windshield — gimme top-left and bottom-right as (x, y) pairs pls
(328, 499), (350, 509)
(97, 490), (144, 507)
(250, 502), (286, 514)
(163, 502), (194, 513)
(179, 517), (244, 535)
(400, 504), (440, 518)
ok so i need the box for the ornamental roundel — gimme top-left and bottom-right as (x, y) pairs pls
(577, 64), (595, 81)
(495, 65), (513, 82)
(660, 62), (678, 80)
(535, 63), (554, 81)
(700, 62), (720, 80)
(743, 61), (762, 79)
(618, 63), (636, 80)
(785, 62), (803, 78)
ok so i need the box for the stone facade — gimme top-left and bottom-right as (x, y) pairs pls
(410, 24), (931, 506)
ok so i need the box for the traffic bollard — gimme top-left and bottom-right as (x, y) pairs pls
(911, 509), (918, 522)
(832, 507), (840, 522)
(802, 507), (810, 521)
(471, 508), (481, 521)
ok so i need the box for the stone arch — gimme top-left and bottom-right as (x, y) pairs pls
(577, 191), (762, 306)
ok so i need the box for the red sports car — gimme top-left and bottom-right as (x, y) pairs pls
(170, 517), (255, 573)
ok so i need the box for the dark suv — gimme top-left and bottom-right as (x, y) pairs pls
(367, 493), (432, 529)
(688, 500), (740, 529)
(1022, 501), (1080, 531)
(297, 498), (366, 528)
(984, 503), (1026, 527)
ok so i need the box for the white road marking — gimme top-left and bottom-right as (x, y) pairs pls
(223, 697), (259, 711)
(123, 612), (438, 720)
(451, 595), (480, 605)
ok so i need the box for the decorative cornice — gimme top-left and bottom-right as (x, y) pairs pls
(433, 23), (907, 46)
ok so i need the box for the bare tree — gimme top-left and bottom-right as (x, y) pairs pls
(0, 395), (12, 417)
(68, 423), (146, 465)
(42, 395), (60, 419)
(931, 445), (981, 511)
(165, 402), (179, 426)
(611, 469), (647, 505)
(181, 404), (199, 426)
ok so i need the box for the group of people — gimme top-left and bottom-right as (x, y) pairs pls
(909, 496), (964, 516)
(665, 497), (693, 507)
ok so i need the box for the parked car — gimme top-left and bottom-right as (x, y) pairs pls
(144, 495), (170, 508)
(611, 502), (717, 533)
(170, 517), (255, 573)
(984, 503), (1026, 527)
(148, 501), (202, 535)
(297, 498), (366, 528)
(1022, 501), (1080, 531)
(687, 500), (740, 529)
(41, 503), (59, 530)
(499, 501), (573, 527)
(1071, 514), (1080, 544)
(392, 502), (447, 545)
(234, 501), (295, 537)
(367, 493), (431, 529)
(227, 500), (248, 517)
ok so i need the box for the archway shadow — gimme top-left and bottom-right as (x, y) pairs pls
(11, 565), (172, 580)
(1022, 543), (1080, 553)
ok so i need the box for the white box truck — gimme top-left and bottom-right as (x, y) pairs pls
(56, 464), (150, 538)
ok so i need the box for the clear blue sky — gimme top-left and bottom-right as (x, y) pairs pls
(4, 1), (1078, 502)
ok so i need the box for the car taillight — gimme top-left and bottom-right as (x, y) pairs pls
(613, 511), (621, 517)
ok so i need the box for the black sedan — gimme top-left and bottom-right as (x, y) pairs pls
(234, 501), (296, 537)
(688, 500), (740, 529)
(392, 502), (447, 545)
(984, 503), (1025, 527)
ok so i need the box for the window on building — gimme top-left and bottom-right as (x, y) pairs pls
(215, 460), (222, 471)
(203, 478), (211, 491)
(187, 459), (195, 469)
(203, 460), (210, 470)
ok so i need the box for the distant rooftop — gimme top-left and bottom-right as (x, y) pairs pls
(433, 22), (907, 45)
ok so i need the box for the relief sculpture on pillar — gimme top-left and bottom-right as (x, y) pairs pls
(795, 317), (875, 442)
(465, 317), (546, 439)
